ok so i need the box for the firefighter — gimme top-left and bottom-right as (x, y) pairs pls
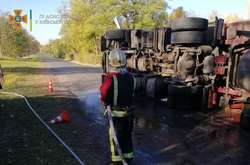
(100, 48), (136, 164)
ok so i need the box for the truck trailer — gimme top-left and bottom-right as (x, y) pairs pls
(101, 17), (250, 130)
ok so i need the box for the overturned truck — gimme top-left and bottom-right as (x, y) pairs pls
(101, 17), (250, 129)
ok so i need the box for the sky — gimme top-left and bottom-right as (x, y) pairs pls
(168, 0), (248, 18)
(0, 0), (248, 45)
(0, 0), (64, 45)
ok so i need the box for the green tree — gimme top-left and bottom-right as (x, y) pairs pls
(117, 0), (168, 28)
(225, 14), (240, 23)
(168, 7), (186, 21)
(50, 39), (65, 58)
(0, 13), (40, 58)
(58, 0), (168, 64)
(46, 1), (187, 64)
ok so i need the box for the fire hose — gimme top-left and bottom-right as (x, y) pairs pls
(105, 105), (128, 165)
(0, 91), (85, 165)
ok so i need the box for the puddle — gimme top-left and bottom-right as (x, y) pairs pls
(74, 90), (250, 164)
(134, 150), (155, 164)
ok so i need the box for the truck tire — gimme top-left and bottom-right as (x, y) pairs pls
(206, 26), (215, 44)
(145, 77), (168, 98)
(240, 108), (250, 131)
(171, 17), (208, 31)
(167, 84), (203, 110)
(237, 50), (250, 92)
(101, 52), (108, 73)
(105, 29), (127, 40)
(171, 31), (206, 45)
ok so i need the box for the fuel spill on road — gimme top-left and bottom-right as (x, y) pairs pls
(78, 89), (250, 164)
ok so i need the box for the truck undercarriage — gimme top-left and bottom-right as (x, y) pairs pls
(101, 17), (250, 130)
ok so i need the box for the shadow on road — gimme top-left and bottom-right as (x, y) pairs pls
(0, 94), (109, 165)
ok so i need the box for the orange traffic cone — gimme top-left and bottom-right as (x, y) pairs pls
(49, 111), (70, 124)
(48, 80), (54, 93)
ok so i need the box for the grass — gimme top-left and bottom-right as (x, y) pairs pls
(1, 56), (43, 95)
(0, 55), (79, 165)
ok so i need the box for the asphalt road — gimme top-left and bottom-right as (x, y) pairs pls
(41, 56), (250, 165)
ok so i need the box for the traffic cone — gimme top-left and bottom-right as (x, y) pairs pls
(48, 80), (54, 93)
(49, 111), (70, 124)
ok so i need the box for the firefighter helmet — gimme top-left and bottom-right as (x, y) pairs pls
(109, 48), (126, 68)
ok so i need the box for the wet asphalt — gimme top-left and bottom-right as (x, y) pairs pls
(41, 56), (250, 165)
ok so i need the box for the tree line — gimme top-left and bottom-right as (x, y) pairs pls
(42, 0), (186, 64)
(0, 13), (40, 58)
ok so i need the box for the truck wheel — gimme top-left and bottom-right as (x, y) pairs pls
(105, 29), (127, 40)
(171, 17), (208, 31)
(101, 54), (105, 73)
(240, 108), (250, 131)
(145, 77), (168, 99)
(167, 84), (203, 110)
(145, 78), (156, 98)
(101, 52), (109, 73)
(206, 26), (215, 44)
(171, 31), (206, 45)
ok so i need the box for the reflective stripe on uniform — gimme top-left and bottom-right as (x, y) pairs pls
(111, 110), (128, 117)
(109, 128), (124, 162)
(123, 152), (134, 159)
(109, 128), (115, 155)
(113, 76), (118, 106)
(112, 106), (129, 111)
(111, 155), (123, 162)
